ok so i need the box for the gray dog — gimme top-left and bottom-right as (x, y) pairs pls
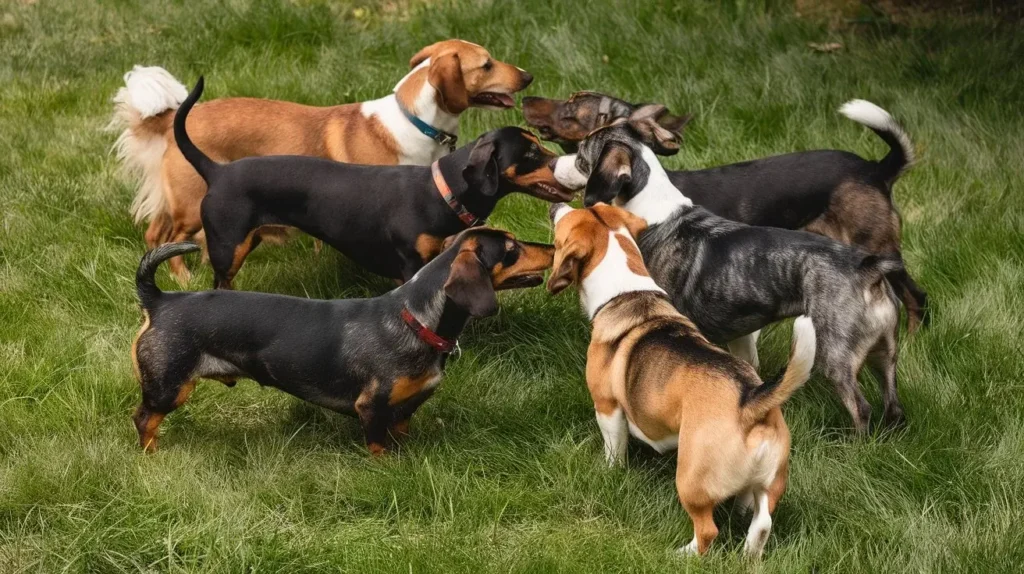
(551, 119), (905, 433)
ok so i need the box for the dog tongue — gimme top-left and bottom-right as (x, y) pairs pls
(493, 93), (515, 108)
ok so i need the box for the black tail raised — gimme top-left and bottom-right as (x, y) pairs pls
(136, 242), (201, 308)
(173, 76), (218, 181)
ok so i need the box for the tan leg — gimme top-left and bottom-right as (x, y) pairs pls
(163, 150), (209, 286)
(678, 503), (719, 556)
(143, 212), (172, 249)
(133, 380), (196, 453)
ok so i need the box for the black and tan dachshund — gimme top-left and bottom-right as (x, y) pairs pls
(172, 77), (573, 289)
(130, 228), (554, 455)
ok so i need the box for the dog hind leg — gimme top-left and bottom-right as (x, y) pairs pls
(594, 401), (628, 467)
(743, 489), (773, 557)
(868, 328), (904, 429)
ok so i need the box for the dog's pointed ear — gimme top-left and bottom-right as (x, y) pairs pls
(444, 248), (498, 317)
(629, 104), (668, 122)
(628, 117), (681, 156)
(547, 241), (586, 295)
(658, 112), (692, 134)
(462, 132), (499, 196)
(584, 142), (632, 207)
(428, 52), (469, 115)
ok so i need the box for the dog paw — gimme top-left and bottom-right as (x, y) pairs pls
(675, 538), (699, 556)
(881, 406), (907, 429)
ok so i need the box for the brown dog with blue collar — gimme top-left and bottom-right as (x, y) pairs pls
(171, 78), (572, 288)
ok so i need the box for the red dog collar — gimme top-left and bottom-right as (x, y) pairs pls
(401, 308), (457, 354)
(432, 161), (483, 228)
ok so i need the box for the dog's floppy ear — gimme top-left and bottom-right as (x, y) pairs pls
(428, 52), (469, 115)
(584, 142), (632, 207)
(547, 241), (586, 295)
(594, 204), (648, 239)
(410, 41), (442, 68)
(629, 105), (684, 156)
(444, 248), (498, 317)
(628, 116), (681, 156)
(462, 132), (500, 196)
(620, 209), (648, 239)
(441, 233), (460, 251)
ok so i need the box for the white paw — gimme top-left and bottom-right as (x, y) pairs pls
(744, 518), (772, 557)
(676, 538), (699, 556)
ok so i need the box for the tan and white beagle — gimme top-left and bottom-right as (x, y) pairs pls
(546, 202), (816, 557)
(111, 39), (532, 282)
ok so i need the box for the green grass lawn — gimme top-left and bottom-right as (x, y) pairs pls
(2, 0), (1023, 571)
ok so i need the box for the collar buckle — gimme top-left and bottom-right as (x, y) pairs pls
(397, 100), (458, 153)
(436, 132), (457, 153)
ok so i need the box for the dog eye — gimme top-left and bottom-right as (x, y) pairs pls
(482, 60), (493, 71)
(502, 247), (519, 266)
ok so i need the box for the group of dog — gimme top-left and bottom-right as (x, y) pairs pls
(111, 39), (928, 557)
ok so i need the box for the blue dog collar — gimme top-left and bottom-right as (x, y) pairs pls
(397, 101), (458, 152)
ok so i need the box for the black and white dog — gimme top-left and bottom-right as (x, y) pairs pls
(552, 120), (905, 433)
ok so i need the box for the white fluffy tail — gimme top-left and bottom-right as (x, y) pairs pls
(839, 99), (915, 181)
(739, 316), (816, 427)
(109, 66), (188, 224)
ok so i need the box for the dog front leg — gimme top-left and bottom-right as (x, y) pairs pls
(727, 330), (760, 371)
(594, 401), (628, 467)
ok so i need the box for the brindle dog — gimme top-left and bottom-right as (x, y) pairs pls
(524, 91), (928, 331)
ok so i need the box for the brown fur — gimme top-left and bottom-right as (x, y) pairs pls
(415, 233), (445, 263)
(132, 40), (530, 283)
(549, 204), (806, 556)
(389, 371), (441, 406)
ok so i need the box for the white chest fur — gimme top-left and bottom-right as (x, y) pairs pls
(359, 59), (457, 166)
(581, 230), (665, 319)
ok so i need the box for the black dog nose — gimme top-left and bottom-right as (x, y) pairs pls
(520, 71), (534, 87)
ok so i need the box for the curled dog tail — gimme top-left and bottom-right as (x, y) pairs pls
(740, 316), (816, 428)
(137, 242), (200, 308)
(110, 65), (188, 225)
(839, 99), (915, 186)
(173, 76), (218, 182)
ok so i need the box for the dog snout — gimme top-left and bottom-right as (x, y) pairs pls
(519, 70), (534, 88)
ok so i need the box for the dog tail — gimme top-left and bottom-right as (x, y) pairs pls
(740, 316), (816, 428)
(173, 76), (218, 182)
(137, 242), (200, 308)
(887, 267), (930, 332)
(839, 99), (915, 186)
(110, 66), (188, 225)
(859, 252), (930, 332)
